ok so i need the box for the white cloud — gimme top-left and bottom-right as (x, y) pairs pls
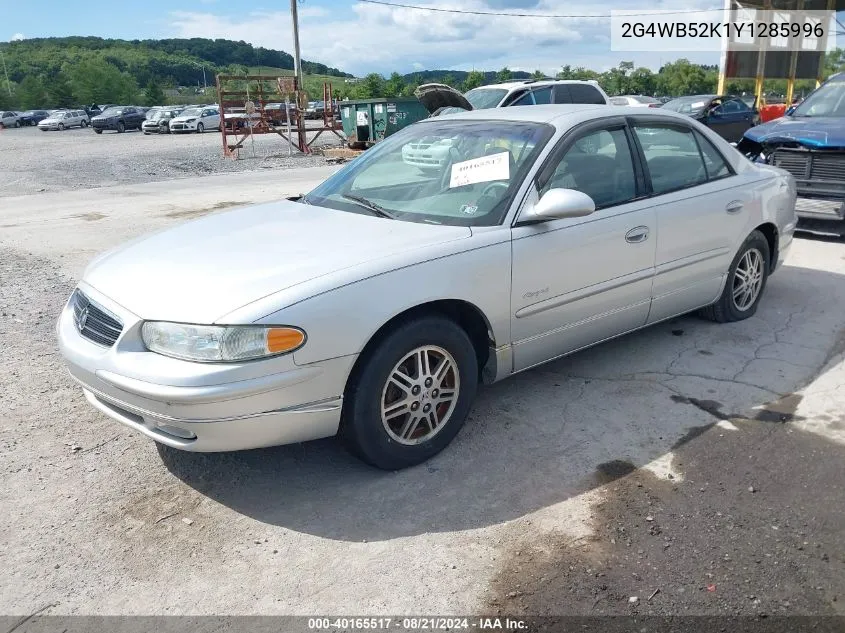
(11, 33), (25, 41)
(167, 0), (722, 76)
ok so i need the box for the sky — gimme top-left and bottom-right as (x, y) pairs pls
(5, 0), (843, 77)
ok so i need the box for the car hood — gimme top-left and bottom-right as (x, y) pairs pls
(92, 114), (119, 121)
(39, 117), (62, 124)
(171, 115), (199, 122)
(83, 200), (472, 323)
(743, 116), (845, 149)
(415, 84), (473, 114)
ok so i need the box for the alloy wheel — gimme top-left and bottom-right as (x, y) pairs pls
(380, 345), (460, 446)
(732, 247), (764, 311)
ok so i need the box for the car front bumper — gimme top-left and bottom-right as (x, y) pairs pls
(169, 122), (197, 132)
(57, 283), (353, 452)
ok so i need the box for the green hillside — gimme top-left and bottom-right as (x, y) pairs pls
(0, 36), (353, 109)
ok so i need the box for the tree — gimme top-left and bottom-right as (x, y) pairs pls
(442, 73), (457, 88)
(48, 73), (75, 108)
(462, 69), (485, 92)
(656, 58), (712, 96)
(144, 79), (166, 106)
(629, 67), (655, 96)
(532, 69), (545, 80)
(17, 74), (49, 109)
(385, 72), (405, 98)
(824, 48), (844, 79)
(67, 58), (138, 104)
(357, 73), (386, 99)
(496, 67), (512, 82)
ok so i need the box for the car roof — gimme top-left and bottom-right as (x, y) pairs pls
(430, 104), (697, 127)
(474, 79), (600, 90)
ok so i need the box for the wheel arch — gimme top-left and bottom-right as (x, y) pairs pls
(343, 299), (497, 399)
(753, 221), (778, 270)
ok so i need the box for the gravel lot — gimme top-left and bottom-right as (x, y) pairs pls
(0, 123), (343, 197)
(1, 149), (845, 623)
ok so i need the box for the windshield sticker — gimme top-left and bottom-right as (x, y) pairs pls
(460, 203), (479, 215)
(691, 101), (706, 108)
(449, 152), (510, 188)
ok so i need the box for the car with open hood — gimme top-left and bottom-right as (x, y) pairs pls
(58, 105), (796, 470)
(141, 108), (185, 134)
(404, 80), (611, 170)
(661, 95), (757, 143)
(738, 72), (845, 236)
(415, 79), (610, 117)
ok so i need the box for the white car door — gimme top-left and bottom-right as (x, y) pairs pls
(628, 118), (752, 323)
(510, 117), (657, 371)
(203, 109), (220, 129)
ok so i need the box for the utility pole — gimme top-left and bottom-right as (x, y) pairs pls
(0, 49), (11, 98)
(202, 65), (207, 93)
(290, 0), (303, 89)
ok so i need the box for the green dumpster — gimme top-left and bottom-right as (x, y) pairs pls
(339, 98), (429, 149)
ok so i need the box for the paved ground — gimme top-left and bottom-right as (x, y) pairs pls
(1, 171), (844, 618)
(0, 123), (343, 198)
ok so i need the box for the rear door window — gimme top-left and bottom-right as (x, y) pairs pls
(634, 124), (707, 194)
(553, 85), (572, 104)
(568, 84), (606, 104)
(531, 87), (552, 104)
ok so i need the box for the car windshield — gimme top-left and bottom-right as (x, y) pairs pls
(662, 97), (711, 113)
(180, 108), (202, 117)
(464, 88), (509, 109)
(304, 119), (552, 227)
(791, 81), (845, 118)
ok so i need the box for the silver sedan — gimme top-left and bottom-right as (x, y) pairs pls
(58, 105), (797, 469)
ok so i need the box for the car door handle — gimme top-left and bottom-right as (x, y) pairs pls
(625, 226), (649, 243)
(726, 201), (744, 213)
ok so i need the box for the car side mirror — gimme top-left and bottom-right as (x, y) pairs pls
(524, 188), (596, 222)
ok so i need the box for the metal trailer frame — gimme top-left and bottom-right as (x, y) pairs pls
(215, 74), (345, 158)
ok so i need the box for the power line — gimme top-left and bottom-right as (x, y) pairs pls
(356, 0), (726, 19)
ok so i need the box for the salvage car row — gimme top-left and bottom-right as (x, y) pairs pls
(1, 104), (221, 134)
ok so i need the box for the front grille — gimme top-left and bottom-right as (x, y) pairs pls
(772, 149), (845, 182)
(72, 290), (123, 347)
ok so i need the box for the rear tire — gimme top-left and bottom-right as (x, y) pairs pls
(341, 315), (478, 470)
(701, 230), (770, 323)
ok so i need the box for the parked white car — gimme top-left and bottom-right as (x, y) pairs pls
(609, 95), (662, 108)
(169, 107), (220, 133)
(0, 110), (21, 128)
(38, 110), (90, 131)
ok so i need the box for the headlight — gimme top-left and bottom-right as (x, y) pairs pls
(185, 118), (196, 123)
(141, 322), (306, 362)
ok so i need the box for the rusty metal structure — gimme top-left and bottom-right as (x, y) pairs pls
(215, 74), (344, 158)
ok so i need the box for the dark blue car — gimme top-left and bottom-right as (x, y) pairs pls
(738, 72), (845, 236)
(661, 94), (757, 143)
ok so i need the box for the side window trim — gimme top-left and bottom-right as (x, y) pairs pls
(532, 116), (642, 213)
(692, 129), (736, 181)
(627, 116), (731, 197)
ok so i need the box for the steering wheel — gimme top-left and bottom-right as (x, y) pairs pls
(479, 181), (509, 199)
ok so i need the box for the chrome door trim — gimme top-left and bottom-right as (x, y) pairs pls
(514, 268), (654, 318)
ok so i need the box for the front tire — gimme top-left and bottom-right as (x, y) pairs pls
(94, 128), (102, 134)
(196, 123), (204, 133)
(702, 230), (770, 323)
(342, 315), (478, 470)
(58, 123), (65, 131)
(116, 121), (125, 133)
